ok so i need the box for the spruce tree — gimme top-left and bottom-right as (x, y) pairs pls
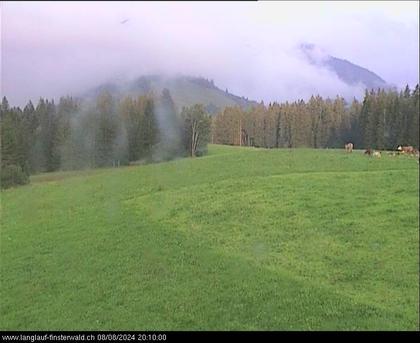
(141, 97), (158, 160)
(154, 89), (183, 160)
(94, 91), (119, 167)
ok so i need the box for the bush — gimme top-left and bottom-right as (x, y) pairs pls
(1, 164), (29, 189)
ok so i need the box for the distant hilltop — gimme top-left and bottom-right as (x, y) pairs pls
(84, 75), (259, 115)
(84, 46), (396, 113)
(300, 43), (394, 91)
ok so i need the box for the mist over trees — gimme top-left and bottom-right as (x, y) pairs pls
(212, 85), (419, 150)
(181, 104), (212, 157)
(1, 89), (212, 189)
(1, 84), (418, 189)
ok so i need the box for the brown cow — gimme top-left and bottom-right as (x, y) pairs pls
(345, 142), (354, 153)
(397, 145), (415, 154)
(364, 148), (372, 156)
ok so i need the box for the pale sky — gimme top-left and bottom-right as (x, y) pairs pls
(1, 1), (419, 106)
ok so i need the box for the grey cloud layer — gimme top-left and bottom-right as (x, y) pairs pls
(2, 1), (419, 106)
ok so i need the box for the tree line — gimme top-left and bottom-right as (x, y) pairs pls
(1, 85), (418, 189)
(0, 89), (211, 189)
(212, 85), (419, 151)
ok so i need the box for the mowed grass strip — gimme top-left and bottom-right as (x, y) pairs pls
(1, 145), (418, 330)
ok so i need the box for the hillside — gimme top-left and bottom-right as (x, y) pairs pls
(1, 145), (418, 330)
(325, 56), (390, 90)
(85, 75), (259, 114)
(300, 43), (392, 90)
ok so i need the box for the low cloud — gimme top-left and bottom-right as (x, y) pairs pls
(1, 1), (418, 106)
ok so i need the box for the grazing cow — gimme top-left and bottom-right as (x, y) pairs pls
(373, 151), (381, 158)
(345, 142), (354, 153)
(364, 148), (372, 156)
(397, 145), (415, 154)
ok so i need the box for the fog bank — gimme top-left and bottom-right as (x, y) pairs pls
(2, 1), (419, 106)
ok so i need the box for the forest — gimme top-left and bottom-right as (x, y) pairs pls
(213, 85), (419, 150)
(1, 85), (419, 189)
(0, 89), (211, 188)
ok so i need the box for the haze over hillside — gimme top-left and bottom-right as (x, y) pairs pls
(84, 44), (397, 114)
(2, 2), (418, 106)
(84, 75), (258, 114)
(300, 43), (392, 91)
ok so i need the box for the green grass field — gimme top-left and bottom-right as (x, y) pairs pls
(1, 145), (419, 330)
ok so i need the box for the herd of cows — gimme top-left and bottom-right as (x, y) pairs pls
(344, 143), (420, 161)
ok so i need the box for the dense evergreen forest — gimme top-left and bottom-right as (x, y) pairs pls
(1, 85), (418, 189)
(213, 85), (419, 150)
(0, 89), (211, 188)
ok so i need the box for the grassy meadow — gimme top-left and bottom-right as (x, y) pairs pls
(0, 145), (419, 330)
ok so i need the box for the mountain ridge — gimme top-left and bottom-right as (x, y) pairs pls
(84, 47), (396, 113)
(300, 43), (392, 90)
(84, 74), (259, 115)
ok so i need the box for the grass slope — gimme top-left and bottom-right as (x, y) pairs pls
(1, 145), (418, 330)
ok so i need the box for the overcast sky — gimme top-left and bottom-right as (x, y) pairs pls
(1, 1), (419, 106)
